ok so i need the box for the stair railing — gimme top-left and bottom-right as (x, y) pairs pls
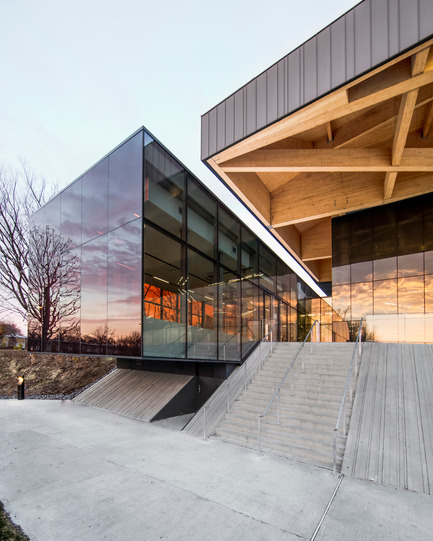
(203, 321), (278, 440)
(332, 318), (363, 473)
(257, 320), (318, 455)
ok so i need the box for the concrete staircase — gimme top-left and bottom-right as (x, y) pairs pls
(213, 342), (357, 470)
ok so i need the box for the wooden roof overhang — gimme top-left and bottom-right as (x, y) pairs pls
(205, 40), (433, 282)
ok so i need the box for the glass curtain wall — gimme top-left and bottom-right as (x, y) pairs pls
(29, 127), (348, 359)
(332, 193), (433, 343)
(141, 130), (313, 362)
(28, 131), (143, 355)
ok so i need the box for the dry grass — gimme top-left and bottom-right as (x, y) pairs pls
(0, 349), (116, 398)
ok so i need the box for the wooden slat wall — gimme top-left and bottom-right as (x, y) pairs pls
(343, 343), (433, 495)
(74, 369), (193, 422)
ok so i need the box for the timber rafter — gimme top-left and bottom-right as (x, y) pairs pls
(206, 40), (433, 282)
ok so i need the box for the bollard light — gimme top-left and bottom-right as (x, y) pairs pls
(17, 376), (25, 400)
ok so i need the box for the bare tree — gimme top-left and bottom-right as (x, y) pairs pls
(0, 320), (21, 338)
(0, 163), (54, 320)
(27, 225), (80, 351)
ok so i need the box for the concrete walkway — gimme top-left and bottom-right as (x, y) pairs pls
(0, 400), (432, 541)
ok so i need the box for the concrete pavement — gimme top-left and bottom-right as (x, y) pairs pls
(0, 400), (432, 540)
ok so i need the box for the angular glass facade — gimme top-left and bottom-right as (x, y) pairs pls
(28, 128), (347, 365)
(332, 193), (433, 344)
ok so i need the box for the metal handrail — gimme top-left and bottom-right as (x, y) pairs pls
(257, 320), (318, 455)
(332, 318), (363, 473)
(203, 321), (279, 439)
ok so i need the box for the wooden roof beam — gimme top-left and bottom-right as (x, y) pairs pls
(213, 70), (433, 165)
(314, 91), (433, 150)
(326, 121), (333, 143)
(271, 171), (433, 227)
(423, 102), (433, 138)
(220, 148), (433, 173)
(384, 171), (398, 200)
(384, 48), (430, 199)
(301, 218), (332, 261)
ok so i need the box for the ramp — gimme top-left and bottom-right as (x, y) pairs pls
(342, 343), (433, 495)
(74, 369), (194, 422)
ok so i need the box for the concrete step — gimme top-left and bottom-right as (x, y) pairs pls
(223, 410), (340, 432)
(266, 355), (352, 365)
(239, 385), (343, 404)
(217, 423), (336, 455)
(214, 427), (343, 470)
(240, 389), (345, 407)
(219, 416), (340, 447)
(231, 401), (351, 424)
(247, 381), (349, 396)
(246, 386), (349, 402)
(253, 373), (350, 386)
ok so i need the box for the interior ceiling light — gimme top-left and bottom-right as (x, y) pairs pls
(154, 276), (169, 284)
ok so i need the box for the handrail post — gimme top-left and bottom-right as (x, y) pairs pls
(258, 417), (262, 455)
(343, 402), (347, 437)
(277, 391), (280, 424)
(227, 382), (230, 413)
(333, 429), (337, 474)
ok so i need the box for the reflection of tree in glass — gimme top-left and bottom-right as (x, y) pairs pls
(27, 226), (80, 350)
(83, 324), (114, 354)
(335, 307), (375, 342)
(116, 330), (141, 351)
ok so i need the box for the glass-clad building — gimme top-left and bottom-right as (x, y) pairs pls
(28, 127), (347, 374)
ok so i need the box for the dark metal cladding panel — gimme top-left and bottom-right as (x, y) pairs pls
(318, 27), (332, 96)
(256, 72), (267, 129)
(217, 102), (226, 152)
(345, 10), (356, 80)
(201, 113), (209, 161)
(399, 0), (419, 50)
(371, 0), (389, 64)
(277, 58), (286, 118)
(303, 36), (317, 103)
(267, 64), (279, 125)
(420, 0), (433, 39)
(331, 16), (347, 87)
(201, 0), (433, 160)
(225, 95), (235, 148)
(234, 89), (245, 142)
(388, 0), (400, 56)
(246, 80), (257, 135)
(288, 48), (301, 111)
(208, 108), (217, 158)
(354, 0), (372, 75)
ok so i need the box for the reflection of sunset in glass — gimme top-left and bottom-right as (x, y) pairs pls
(333, 251), (433, 343)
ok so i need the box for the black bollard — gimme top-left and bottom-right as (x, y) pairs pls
(17, 376), (25, 400)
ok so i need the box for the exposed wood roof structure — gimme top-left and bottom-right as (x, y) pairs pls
(202, 1), (433, 283)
